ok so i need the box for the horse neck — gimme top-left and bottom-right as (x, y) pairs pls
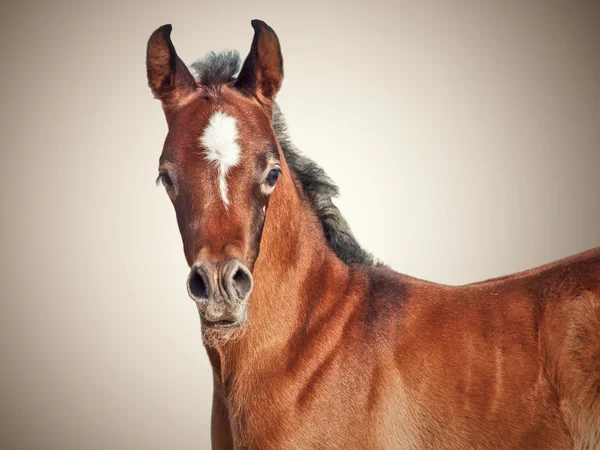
(215, 155), (348, 377)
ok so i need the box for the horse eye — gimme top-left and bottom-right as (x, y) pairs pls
(265, 168), (281, 187)
(160, 173), (174, 189)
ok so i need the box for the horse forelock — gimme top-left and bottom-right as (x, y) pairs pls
(192, 50), (242, 86)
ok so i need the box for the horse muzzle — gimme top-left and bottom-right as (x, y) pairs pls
(186, 259), (253, 328)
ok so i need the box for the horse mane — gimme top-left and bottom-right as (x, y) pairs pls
(191, 51), (377, 266)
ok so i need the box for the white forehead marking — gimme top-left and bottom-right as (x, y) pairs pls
(200, 111), (241, 205)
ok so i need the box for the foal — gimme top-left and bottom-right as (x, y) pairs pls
(146, 20), (600, 449)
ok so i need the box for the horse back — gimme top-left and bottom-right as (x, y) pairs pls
(382, 247), (600, 448)
(532, 248), (600, 448)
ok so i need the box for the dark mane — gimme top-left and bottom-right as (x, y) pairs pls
(271, 104), (378, 266)
(191, 51), (377, 266)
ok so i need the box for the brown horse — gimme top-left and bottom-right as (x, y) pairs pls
(146, 20), (600, 449)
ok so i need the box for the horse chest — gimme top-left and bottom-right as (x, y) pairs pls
(223, 363), (416, 449)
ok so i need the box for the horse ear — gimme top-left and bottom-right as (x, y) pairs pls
(146, 24), (196, 108)
(235, 20), (283, 108)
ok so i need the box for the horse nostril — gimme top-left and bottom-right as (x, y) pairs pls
(188, 260), (252, 303)
(228, 263), (253, 299)
(188, 266), (209, 301)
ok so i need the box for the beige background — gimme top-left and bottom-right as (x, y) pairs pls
(1, 1), (599, 449)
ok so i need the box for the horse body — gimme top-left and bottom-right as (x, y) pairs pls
(146, 20), (600, 449)
(211, 170), (600, 449)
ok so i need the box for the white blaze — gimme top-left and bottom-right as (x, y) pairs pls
(200, 111), (241, 205)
